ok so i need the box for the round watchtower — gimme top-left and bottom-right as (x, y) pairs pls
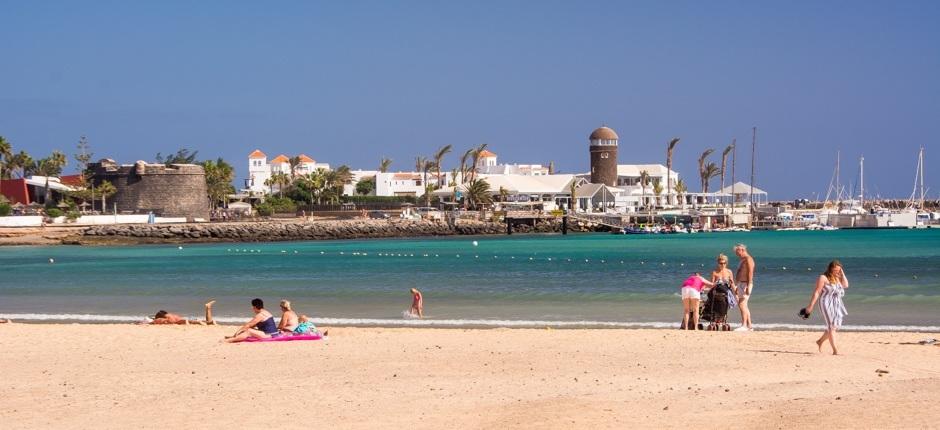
(589, 126), (619, 186)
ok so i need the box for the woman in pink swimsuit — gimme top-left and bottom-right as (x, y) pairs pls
(680, 273), (714, 330)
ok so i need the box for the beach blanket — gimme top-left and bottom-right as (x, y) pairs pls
(243, 334), (323, 343)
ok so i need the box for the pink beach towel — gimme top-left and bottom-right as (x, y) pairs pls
(243, 334), (323, 343)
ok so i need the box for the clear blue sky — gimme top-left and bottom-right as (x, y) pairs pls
(2, 1), (937, 199)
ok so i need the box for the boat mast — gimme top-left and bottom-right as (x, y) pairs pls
(731, 138), (736, 213)
(859, 155), (864, 207)
(919, 146), (925, 210)
(835, 150), (841, 202)
(750, 127), (756, 211)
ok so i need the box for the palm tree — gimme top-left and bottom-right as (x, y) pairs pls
(422, 160), (435, 206)
(432, 144), (452, 188)
(0, 136), (11, 197)
(720, 143), (734, 202)
(665, 137), (680, 205)
(652, 179), (664, 207)
(288, 156), (302, 180)
(464, 178), (493, 219)
(9, 151), (33, 179)
(697, 149), (715, 193)
(702, 162), (720, 194)
(37, 151), (68, 203)
(200, 158), (235, 210)
(638, 170), (650, 210)
(674, 179), (688, 207)
(468, 143), (488, 183)
(379, 157), (393, 173)
(457, 148), (474, 184)
(263, 176), (276, 195)
(97, 180), (117, 212)
(569, 178), (578, 211)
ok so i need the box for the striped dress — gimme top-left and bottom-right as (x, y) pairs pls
(819, 280), (848, 329)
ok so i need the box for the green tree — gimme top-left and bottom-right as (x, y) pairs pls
(458, 148), (474, 184)
(702, 162), (720, 194)
(200, 158), (236, 210)
(720, 142), (734, 200)
(9, 151), (33, 178)
(378, 157), (393, 173)
(698, 149), (715, 193)
(432, 144), (452, 188)
(464, 178), (493, 220)
(288, 156), (302, 180)
(569, 178), (578, 211)
(356, 176), (376, 195)
(36, 151), (68, 203)
(0, 136), (11, 182)
(468, 143), (488, 183)
(674, 179), (688, 207)
(156, 148), (199, 165)
(665, 137), (680, 206)
(652, 178), (664, 207)
(638, 170), (650, 210)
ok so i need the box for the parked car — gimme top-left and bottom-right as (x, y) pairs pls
(368, 210), (390, 219)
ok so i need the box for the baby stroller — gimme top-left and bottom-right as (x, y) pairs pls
(700, 283), (733, 331)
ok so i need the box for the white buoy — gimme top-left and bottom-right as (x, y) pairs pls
(294, 251), (298, 254)
(320, 251), (325, 254)
(472, 240), (479, 247)
(49, 258), (55, 264)
(456, 254), (460, 258)
(178, 246), (183, 250)
(782, 266), (787, 270)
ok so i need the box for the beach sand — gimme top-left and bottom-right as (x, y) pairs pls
(1, 325), (938, 429)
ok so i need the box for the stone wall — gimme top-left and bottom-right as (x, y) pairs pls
(90, 160), (210, 220)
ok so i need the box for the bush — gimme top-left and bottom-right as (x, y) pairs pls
(254, 203), (273, 217)
(0, 202), (11, 217)
(265, 196), (297, 213)
(66, 210), (81, 221)
(45, 208), (64, 218)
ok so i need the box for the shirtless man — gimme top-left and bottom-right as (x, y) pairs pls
(149, 300), (217, 325)
(734, 244), (755, 331)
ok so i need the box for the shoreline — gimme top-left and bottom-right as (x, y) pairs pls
(3, 317), (939, 333)
(0, 217), (580, 246)
(1, 324), (938, 428)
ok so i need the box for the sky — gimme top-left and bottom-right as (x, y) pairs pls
(1, 1), (938, 200)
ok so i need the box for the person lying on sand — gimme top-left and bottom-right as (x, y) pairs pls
(148, 301), (217, 325)
(0, 318), (12, 323)
(292, 314), (328, 337)
(225, 298), (278, 343)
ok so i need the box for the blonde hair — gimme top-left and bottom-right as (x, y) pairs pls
(717, 253), (728, 264)
(823, 260), (842, 284)
(279, 300), (292, 310)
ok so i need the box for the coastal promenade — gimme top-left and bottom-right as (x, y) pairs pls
(1, 324), (937, 429)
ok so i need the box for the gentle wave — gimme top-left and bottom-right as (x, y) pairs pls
(1, 313), (938, 332)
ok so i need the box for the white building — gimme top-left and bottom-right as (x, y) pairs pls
(578, 164), (680, 212)
(475, 149), (551, 176)
(372, 172), (452, 197)
(432, 174), (579, 211)
(245, 150), (331, 194)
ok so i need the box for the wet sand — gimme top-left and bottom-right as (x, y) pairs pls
(0, 324), (937, 429)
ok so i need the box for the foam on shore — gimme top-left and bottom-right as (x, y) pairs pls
(2, 313), (938, 332)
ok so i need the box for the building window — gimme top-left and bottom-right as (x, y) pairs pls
(601, 153), (609, 159)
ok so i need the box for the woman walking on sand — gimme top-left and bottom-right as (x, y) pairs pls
(803, 260), (849, 355)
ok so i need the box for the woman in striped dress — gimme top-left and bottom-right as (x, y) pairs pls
(804, 260), (849, 355)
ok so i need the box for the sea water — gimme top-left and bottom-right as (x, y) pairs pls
(1, 229), (938, 331)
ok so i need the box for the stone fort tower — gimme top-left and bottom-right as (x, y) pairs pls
(90, 159), (210, 220)
(589, 126), (619, 186)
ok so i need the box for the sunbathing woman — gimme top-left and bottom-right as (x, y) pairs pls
(277, 300), (300, 333)
(150, 300), (217, 325)
(225, 298), (278, 343)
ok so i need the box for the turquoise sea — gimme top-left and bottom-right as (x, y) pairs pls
(1, 229), (938, 331)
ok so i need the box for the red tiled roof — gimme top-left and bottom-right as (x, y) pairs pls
(478, 149), (497, 157)
(297, 154), (316, 163)
(248, 149), (267, 159)
(270, 155), (289, 164)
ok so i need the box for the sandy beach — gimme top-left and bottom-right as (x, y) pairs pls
(0, 325), (937, 429)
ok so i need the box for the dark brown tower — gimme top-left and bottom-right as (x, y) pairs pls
(589, 126), (619, 186)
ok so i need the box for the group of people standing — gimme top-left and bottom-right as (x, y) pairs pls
(679, 243), (850, 355)
(680, 243), (755, 332)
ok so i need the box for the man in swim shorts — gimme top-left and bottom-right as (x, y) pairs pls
(734, 244), (755, 331)
(149, 300), (217, 325)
